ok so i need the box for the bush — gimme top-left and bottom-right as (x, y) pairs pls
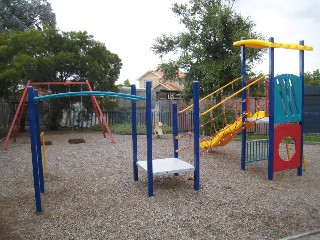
(110, 124), (146, 135)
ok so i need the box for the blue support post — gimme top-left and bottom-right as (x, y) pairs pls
(172, 102), (178, 158)
(146, 81), (154, 196)
(34, 90), (45, 193)
(131, 84), (139, 181)
(298, 40), (304, 176)
(27, 87), (42, 212)
(268, 37), (275, 180)
(240, 37), (247, 171)
(193, 81), (200, 190)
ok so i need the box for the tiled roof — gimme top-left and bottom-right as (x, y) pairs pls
(155, 69), (185, 79)
(138, 69), (185, 81)
(153, 82), (180, 91)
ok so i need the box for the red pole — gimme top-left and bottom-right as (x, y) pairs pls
(85, 81), (106, 138)
(86, 81), (115, 143)
(2, 81), (30, 152)
(13, 92), (28, 142)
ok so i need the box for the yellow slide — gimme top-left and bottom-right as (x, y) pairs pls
(200, 111), (265, 149)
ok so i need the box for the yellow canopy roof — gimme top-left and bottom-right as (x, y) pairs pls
(233, 39), (313, 51)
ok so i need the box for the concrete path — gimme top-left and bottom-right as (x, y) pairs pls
(279, 229), (320, 240)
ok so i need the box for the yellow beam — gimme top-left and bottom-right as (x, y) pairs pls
(179, 77), (242, 114)
(233, 39), (313, 51)
(201, 75), (268, 117)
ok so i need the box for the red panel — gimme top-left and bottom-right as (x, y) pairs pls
(273, 123), (301, 172)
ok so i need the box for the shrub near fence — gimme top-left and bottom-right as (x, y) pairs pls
(83, 111), (269, 134)
(78, 111), (193, 132)
(104, 111), (193, 132)
(0, 102), (13, 128)
(104, 111), (269, 135)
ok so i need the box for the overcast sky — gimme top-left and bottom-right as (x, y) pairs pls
(48, 0), (319, 84)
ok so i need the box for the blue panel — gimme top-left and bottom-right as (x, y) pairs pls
(274, 74), (302, 123)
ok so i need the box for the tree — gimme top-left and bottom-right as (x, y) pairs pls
(305, 69), (320, 86)
(0, 27), (122, 129)
(116, 79), (131, 89)
(152, 0), (265, 100)
(123, 79), (131, 87)
(0, 0), (56, 33)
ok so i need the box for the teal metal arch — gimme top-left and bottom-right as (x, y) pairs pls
(33, 91), (146, 102)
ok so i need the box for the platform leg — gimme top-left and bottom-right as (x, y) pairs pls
(146, 81), (154, 196)
(193, 81), (200, 190)
(28, 87), (42, 212)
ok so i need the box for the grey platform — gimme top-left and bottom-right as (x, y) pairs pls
(137, 158), (194, 176)
(247, 116), (269, 123)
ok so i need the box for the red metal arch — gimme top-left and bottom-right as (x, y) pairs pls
(273, 123), (301, 172)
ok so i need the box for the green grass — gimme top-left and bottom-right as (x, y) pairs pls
(90, 124), (320, 142)
(234, 134), (268, 140)
(304, 134), (320, 142)
(90, 124), (172, 135)
(235, 134), (320, 142)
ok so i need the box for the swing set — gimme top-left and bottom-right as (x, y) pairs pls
(2, 80), (115, 152)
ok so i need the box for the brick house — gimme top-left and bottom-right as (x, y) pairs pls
(137, 69), (187, 112)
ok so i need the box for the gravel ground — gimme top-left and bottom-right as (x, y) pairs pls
(0, 130), (319, 240)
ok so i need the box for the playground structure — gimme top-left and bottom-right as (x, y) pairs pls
(177, 38), (312, 180)
(137, 35), (312, 200)
(234, 38), (312, 179)
(25, 37), (312, 213)
(2, 80), (115, 152)
(177, 74), (269, 156)
(27, 80), (201, 212)
(27, 86), (146, 212)
(134, 81), (200, 197)
(198, 75), (269, 149)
